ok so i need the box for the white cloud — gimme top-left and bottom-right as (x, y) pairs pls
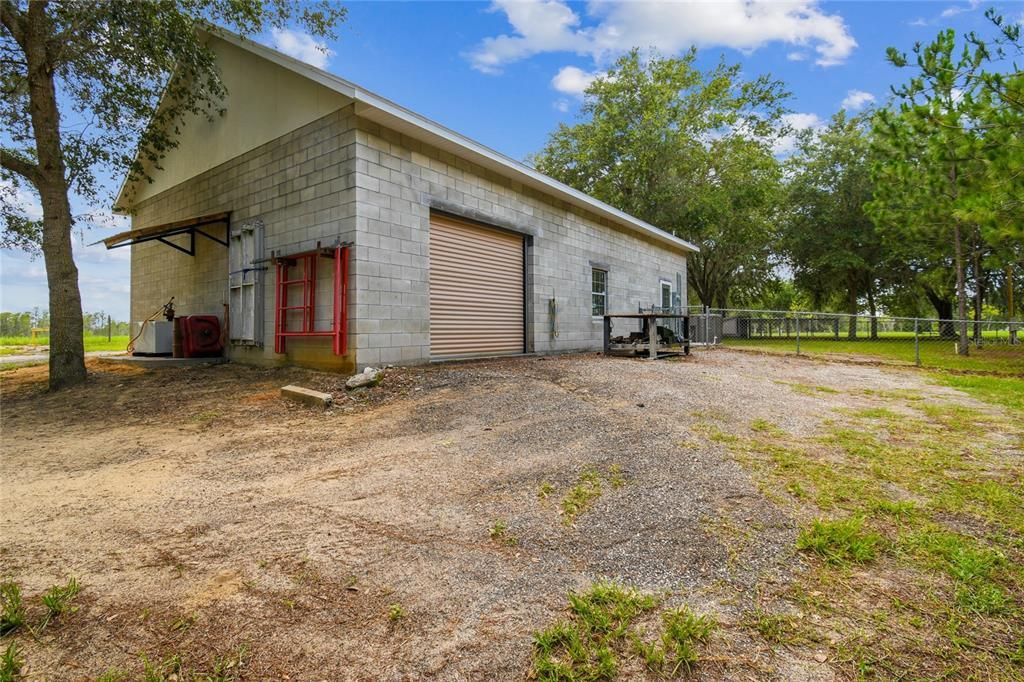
(553, 98), (571, 113)
(786, 51), (808, 61)
(840, 89), (875, 111)
(775, 112), (824, 155)
(941, 0), (983, 18)
(1, 178), (43, 221)
(909, 17), (929, 27)
(467, 0), (857, 73)
(551, 65), (601, 96)
(271, 28), (334, 69)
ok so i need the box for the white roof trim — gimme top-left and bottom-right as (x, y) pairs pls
(116, 28), (698, 254)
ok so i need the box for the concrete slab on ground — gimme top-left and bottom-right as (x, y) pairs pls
(98, 355), (227, 368)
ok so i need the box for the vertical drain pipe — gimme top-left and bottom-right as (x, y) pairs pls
(549, 298), (559, 342)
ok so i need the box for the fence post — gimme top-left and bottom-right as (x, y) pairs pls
(704, 305), (710, 347)
(107, 314), (112, 341)
(795, 314), (800, 355)
(914, 318), (921, 367)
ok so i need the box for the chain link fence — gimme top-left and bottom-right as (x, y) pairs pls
(682, 307), (1023, 374)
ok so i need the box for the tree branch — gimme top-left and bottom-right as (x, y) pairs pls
(1, 151), (40, 186)
(0, 0), (26, 48)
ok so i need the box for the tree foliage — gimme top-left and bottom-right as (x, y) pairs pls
(783, 112), (894, 335)
(0, 0), (345, 389)
(532, 49), (789, 307)
(866, 10), (1023, 351)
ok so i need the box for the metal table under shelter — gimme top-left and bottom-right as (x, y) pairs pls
(602, 312), (690, 359)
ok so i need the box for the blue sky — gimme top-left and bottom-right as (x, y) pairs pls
(2, 0), (1018, 321)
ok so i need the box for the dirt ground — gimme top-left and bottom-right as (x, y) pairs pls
(0, 350), (1014, 680)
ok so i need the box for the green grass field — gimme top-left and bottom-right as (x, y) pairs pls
(933, 373), (1024, 416)
(0, 335), (130, 354)
(724, 336), (1024, 374)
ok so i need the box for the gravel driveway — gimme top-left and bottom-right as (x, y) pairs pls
(0, 350), (985, 679)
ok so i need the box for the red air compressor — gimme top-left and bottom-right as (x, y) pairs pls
(176, 315), (224, 358)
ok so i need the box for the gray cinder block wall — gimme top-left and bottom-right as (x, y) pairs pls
(129, 105), (688, 372)
(349, 117), (688, 369)
(130, 105), (361, 372)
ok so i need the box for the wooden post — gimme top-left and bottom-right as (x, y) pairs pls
(649, 314), (658, 359)
(603, 315), (611, 353)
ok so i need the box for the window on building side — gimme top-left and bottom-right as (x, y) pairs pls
(592, 268), (607, 316)
(661, 280), (673, 309)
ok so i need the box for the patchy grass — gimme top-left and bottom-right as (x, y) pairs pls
(388, 604), (406, 622)
(706, 378), (1024, 679)
(933, 372), (1024, 416)
(557, 464), (629, 526)
(531, 582), (715, 681)
(796, 517), (883, 565)
(741, 608), (802, 645)
(131, 648), (248, 682)
(727, 336), (1024, 374)
(776, 381), (840, 396)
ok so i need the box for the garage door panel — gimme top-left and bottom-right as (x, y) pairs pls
(429, 215), (524, 359)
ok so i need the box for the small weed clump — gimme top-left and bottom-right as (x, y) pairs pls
(750, 419), (785, 437)
(558, 464), (628, 525)
(633, 610), (714, 675)
(538, 481), (556, 500)
(742, 608), (799, 645)
(608, 464), (625, 489)
(388, 604), (405, 622)
(488, 520), (518, 546)
(560, 469), (603, 525)
(169, 612), (197, 632)
(797, 517), (882, 566)
(41, 577), (80, 620)
(0, 582), (24, 636)
(1, 642), (22, 682)
(532, 582), (716, 680)
(1, 577), (82, 637)
(135, 647), (248, 682)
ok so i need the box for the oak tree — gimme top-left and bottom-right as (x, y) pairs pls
(1, 0), (345, 389)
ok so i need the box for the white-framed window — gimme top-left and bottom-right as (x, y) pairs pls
(592, 268), (608, 316)
(660, 280), (673, 309)
(228, 219), (264, 344)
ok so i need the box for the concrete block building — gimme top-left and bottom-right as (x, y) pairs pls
(108, 29), (697, 373)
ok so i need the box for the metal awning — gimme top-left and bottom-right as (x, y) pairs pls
(97, 212), (230, 256)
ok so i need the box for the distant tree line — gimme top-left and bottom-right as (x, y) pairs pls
(533, 10), (1022, 355)
(0, 310), (129, 337)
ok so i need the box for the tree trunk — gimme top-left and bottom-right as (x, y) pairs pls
(25, 2), (87, 389)
(922, 286), (955, 338)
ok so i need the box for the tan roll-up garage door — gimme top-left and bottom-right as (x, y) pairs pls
(429, 214), (524, 359)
